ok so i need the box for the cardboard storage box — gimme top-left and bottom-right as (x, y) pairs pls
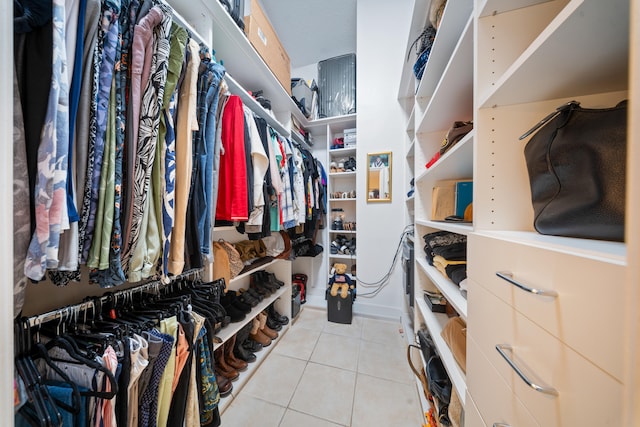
(244, 0), (291, 95)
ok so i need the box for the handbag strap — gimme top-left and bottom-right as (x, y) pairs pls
(407, 344), (431, 401)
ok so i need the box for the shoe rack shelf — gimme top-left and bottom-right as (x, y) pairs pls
(213, 285), (290, 352)
(317, 115), (357, 284)
(211, 228), (293, 414)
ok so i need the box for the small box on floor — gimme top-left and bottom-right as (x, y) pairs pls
(326, 291), (353, 324)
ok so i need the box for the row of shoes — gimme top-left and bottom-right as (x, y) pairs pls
(329, 157), (356, 173)
(329, 190), (356, 199)
(219, 270), (285, 323)
(214, 304), (289, 396)
(330, 235), (356, 255)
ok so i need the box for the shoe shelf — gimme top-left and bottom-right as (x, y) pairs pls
(231, 258), (282, 283)
(329, 254), (357, 260)
(213, 285), (290, 351)
(329, 230), (356, 235)
(218, 323), (291, 414)
(416, 256), (467, 321)
(328, 147), (357, 157)
(329, 198), (356, 202)
(329, 171), (357, 178)
(415, 297), (466, 406)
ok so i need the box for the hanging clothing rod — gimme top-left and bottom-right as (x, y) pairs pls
(170, 9), (312, 149)
(26, 268), (203, 328)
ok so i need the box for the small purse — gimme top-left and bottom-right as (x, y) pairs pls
(521, 100), (627, 241)
(440, 121), (473, 155)
(409, 25), (437, 80)
(219, 240), (244, 279)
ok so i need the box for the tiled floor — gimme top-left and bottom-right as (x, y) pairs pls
(220, 307), (424, 426)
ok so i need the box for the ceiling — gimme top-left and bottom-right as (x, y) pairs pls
(259, 0), (357, 69)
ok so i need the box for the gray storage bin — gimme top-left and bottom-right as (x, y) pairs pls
(318, 53), (356, 118)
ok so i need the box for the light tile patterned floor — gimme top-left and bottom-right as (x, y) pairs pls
(220, 307), (424, 426)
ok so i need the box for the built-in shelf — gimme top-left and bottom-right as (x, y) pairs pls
(479, 0), (628, 107)
(329, 147), (357, 157)
(306, 113), (357, 131)
(417, 15), (474, 134)
(415, 131), (473, 184)
(329, 171), (357, 178)
(415, 0), (474, 102)
(213, 285), (289, 350)
(416, 257), (467, 320)
(474, 230), (626, 265)
(478, 0), (553, 17)
(329, 254), (357, 260)
(416, 298), (466, 406)
(415, 219), (473, 236)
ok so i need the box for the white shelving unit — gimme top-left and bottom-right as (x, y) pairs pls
(399, 0), (638, 425)
(398, 0), (474, 421)
(320, 115), (358, 283)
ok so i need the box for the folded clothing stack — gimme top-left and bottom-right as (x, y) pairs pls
(423, 231), (467, 285)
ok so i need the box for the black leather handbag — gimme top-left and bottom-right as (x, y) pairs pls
(521, 100), (627, 242)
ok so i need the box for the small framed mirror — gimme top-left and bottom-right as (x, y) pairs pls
(367, 151), (392, 202)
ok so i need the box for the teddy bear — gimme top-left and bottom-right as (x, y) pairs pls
(328, 263), (355, 299)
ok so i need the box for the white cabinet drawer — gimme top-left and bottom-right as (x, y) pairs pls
(468, 232), (624, 381)
(464, 391), (487, 427)
(467, 337), (539, 427)
(468, 283), (623, 426)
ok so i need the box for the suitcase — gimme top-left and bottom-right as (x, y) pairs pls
(292, 273), (307, 303)
(317, 53), (356, 118)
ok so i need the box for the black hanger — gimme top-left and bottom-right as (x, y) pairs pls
(15, 319), (63, 427)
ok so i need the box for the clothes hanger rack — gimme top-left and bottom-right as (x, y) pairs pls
(26, 268), (203, 328)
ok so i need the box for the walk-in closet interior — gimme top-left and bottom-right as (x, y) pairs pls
(5, 0), (640, 425)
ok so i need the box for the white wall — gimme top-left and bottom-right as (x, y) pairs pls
(354, 0), (413, 320)
(291, 62), (318, 84)
(1, 0), (13, 419)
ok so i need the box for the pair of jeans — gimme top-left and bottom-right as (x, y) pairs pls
(193, 56), (225, 258)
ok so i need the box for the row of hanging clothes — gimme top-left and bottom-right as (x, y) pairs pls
(13, 0), (327, 315)
(14, 269), (241, 427)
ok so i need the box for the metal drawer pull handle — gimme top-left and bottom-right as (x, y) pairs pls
(493, 423), (511, 427)
(496, 271), (558, 297)
(495, 344), (559, 396)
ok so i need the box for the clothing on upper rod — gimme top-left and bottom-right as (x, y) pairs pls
(13, 0), (326, 310)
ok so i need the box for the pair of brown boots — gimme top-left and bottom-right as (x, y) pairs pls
(249, 312), (278, 347)
(214, 334), (248, 396)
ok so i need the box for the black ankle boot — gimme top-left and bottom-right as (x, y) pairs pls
(268, 304), (289, 325)
(233, 324), (257, 363)
(266, 271), (284, 288)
